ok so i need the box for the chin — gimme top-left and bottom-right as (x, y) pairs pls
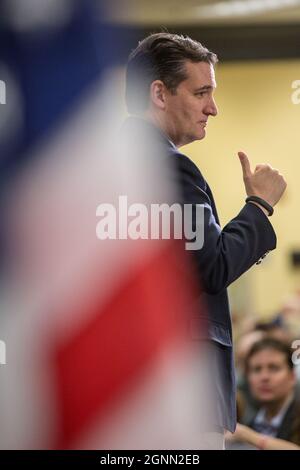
(190, 133), (205, 143)
(185, 131), (205, 145)
(257, 394), (275, 403)
(197, 128), (206, 140)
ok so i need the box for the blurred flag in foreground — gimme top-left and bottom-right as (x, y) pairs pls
(0, 0), (213, 449)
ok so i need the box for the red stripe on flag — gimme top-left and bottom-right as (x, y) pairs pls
(51, 241), (201, 449)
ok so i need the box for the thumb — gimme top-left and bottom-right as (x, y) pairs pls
(238, 151), (252, 178)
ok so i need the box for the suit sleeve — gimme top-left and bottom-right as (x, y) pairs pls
(175, 154), (277, 295)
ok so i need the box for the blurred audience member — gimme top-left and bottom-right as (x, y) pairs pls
(241, 338), (300, 446)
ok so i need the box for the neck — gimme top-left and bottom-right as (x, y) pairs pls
(144, 110), (187, 148)
(264, 392), (293, 421)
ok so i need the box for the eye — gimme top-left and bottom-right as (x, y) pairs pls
(269, 364), (281, 372)
(195, 92), (206, 98)
(250, 366), (261, 374)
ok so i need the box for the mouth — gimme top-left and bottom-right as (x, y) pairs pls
(258, 388), (273, 394)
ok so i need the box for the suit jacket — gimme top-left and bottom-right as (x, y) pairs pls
(122, 117), (277, 432)
(244, 397), (300, 446)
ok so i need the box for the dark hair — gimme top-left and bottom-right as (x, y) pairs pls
(125, 32), (218, 114)
(245, 338), (294, 373)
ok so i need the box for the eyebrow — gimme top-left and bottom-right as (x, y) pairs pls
(194, 85), (215, 92)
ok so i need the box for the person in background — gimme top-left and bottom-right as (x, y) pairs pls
(240, 338), (300, 447)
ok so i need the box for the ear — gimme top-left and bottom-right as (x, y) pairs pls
(149, 80), (167, 110)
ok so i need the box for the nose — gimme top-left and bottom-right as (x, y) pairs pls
(205, 97), (218, 117)
(258, 369), (271, 383)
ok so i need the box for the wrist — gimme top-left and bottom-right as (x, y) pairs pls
(245, 195), (274, 216)
(245, 428), (266, 448)
(248, 201), (269, 217)
(256, 434), (269, 450)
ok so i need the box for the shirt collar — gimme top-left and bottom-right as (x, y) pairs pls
(254, 392), (294, 430)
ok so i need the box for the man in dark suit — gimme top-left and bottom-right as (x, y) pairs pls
(124, 32), (287, 448)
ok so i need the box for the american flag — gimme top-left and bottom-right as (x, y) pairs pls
(0, 0), (212, 449)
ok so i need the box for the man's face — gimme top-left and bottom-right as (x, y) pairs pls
(163, 60), (218, 147)
(247, 349), (296, 405)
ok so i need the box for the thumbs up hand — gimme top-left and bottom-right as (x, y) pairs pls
(238, 151), (287, 208)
